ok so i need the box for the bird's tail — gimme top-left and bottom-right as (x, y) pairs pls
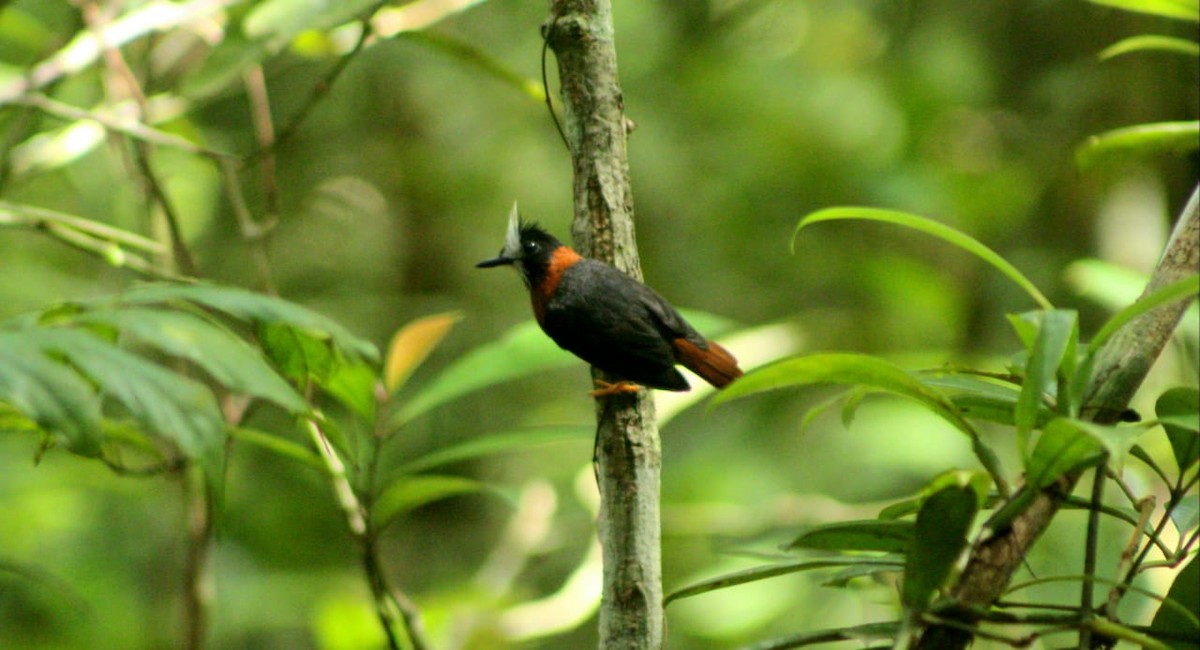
(673, 338), (743, 389)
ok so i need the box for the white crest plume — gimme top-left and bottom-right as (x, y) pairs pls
(502, 201), (522, 258)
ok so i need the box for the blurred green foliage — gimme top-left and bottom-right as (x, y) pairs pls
(0, 0), (1196, 648)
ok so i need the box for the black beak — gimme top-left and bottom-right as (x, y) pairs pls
(476, 255), (514, 268)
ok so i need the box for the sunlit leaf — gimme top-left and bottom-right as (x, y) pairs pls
(0, 334), (101, 455)
(903, 483), (979, 612)
(244, 0), (380, 48)
(1148, 554), (1200, 648)
(1076, 121), (1200, 170)
(786, 520), (914, 553)
(1100, 35), (1200, 59)
(384, 312), (463, 394)
(1027, 418), (1142, 489)
(74, 308), (306, 413)
(372, 474), (500, 531)
(665, 558), (901, 606)
(1086, 0), (1199, 21)
(1157, 387), (1200, 473)
(793, 208), (1053, 310)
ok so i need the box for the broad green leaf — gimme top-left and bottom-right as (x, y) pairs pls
(740, 621), (900, 650)
(259, 322), (335, 386)
(1148, 555), (1200, 649)
(243, 0), (380, 47)
(179, 36), (269, 101)
(1100, 35), (1200, 59)
(793, 208), (1053, 310)
(1027, 418), (1142, 488)
(1086, 0), (1199, 21)
(372, 475), (499, 531)
(877, 471), (991, 520)
(74, 308), (306, 413)
(393, 321), (574, 426)
(1076, 121), (1200, 169)
(393, 426), (593, 476)
(919, 372), (1023, 402)
(1157, 387), (1200, 473)
(903, 484), (979, 611)
(26, 329), (225, 480)
(665, 558), (901, 606)
(0, 334), (101, 455)
(319, 358), (378, 423)
(786, 520), (914, 553)
(384, 312), (462, 394)
(1012, 310), (1078, 452)
(121, 283), (377, 361)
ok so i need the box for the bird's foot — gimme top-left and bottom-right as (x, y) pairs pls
(589, 379), (642, 397)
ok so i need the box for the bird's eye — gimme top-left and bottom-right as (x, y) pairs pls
(522, 240), (540, 255)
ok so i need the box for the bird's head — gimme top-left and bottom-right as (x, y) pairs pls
(476, 202), (566, 289)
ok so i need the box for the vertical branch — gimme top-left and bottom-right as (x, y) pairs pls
(917, 185), (1199, 649)
(544, 2), (664, 648)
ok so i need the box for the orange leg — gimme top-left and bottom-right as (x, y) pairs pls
(589, 379), (643, 396)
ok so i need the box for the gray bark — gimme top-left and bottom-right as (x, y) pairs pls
(544, 1), (664, 648)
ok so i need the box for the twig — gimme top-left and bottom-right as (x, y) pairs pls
(1078, 463), (1108, 648)
(182, 466), (214, 650)
(242, 4), (380, 165)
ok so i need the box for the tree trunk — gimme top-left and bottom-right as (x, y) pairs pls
(545, 1), (664, 648)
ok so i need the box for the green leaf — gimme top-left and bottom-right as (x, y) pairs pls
(793, 208), (1053, 310)
(26, 329), (225, 480)
(1148, 555), (1200, 649)
(1169, 494), (1199, 535)
(393, 321), (575, 426)
(1100, 35), (1200, 59)
(822, 561), (904, 588)
(121, 283), (377, 361)
(1076, 121), (1200, 169)
(902, 484), (979, 612)
(319, 358), (378, 423)
(1086, 0), (1199, 21)
(393, 426), (593, 476)
(259, 322), (336, 386)
(1027, 418), (1142, 489)
(1157, 387), (1200, 473)
(1012, 310), (1078, 452)
(401, 31), (545, 102)
(372, 475), (499, 531)
(73, 308), (307, 413)
(664, 558), (901, 606)
(243, 0), (380, 48)
(0, 334), (102, 455)
(711, 353), (1011, 493)
(786, 520), (914, 553)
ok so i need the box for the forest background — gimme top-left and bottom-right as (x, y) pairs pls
(0, 0), (1196, 648)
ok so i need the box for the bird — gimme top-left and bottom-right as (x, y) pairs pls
(476, 203), (742, 395)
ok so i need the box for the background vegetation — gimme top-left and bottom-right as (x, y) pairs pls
(0, 0), (1196, 648)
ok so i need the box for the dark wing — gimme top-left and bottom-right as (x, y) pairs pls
(540, 260), (690, 390)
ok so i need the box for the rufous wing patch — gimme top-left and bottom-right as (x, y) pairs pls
(672, 338), (743, 389)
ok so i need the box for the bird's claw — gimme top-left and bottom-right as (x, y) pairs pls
(589, 379), (642, 396)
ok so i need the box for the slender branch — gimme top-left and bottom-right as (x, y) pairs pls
(545, 1), (663, 647)
(182, 466), (214, 650)
(305, 416), (430, 650)
(916, 186), (1199, 649)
